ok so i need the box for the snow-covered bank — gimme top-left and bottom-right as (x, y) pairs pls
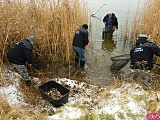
(0, 70), (160, 120)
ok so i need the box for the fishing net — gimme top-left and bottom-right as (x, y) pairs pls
(110, 54), (130, 72)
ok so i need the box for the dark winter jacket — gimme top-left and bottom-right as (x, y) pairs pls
(7, 39), (33, 65)
(130, 37), (160, 70)
(72, 27), (89, 49)
(103, 13), (118, 29)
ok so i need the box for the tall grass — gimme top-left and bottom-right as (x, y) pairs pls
(0, 96), (46, 119)
(0, 0), (88, 69)
(132, 0), (160, 42)
(132, 0), (160, 66)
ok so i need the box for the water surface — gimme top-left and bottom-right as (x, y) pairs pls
(79, 0), (145, 85)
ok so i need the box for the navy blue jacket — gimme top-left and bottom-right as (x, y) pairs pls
(7, 39), (33, 65)
(130, 37), (160, 70)
(72, 27), (89, 49)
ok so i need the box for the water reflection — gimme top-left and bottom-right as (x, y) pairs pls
(101, 37), (116, 52)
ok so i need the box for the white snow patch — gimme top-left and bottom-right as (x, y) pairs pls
(0, 70), (160, 120)
(47, 106), (83, 120)
(0, 84), (28, 106)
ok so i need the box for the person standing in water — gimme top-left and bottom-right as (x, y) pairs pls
(72, 24), (89, 69)
(102, 11), (118, 38)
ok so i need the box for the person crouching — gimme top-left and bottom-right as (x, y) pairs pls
(7, 35), (35, 86)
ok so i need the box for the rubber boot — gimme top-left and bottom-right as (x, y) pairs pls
(102, 31), (105, 40)
(80, 61), (85, 70)
(75, 57), (79, 67)
(25, 80), (35, 86)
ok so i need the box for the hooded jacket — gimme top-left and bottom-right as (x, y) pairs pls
(7, 39), (33, 65)
(103, 13), (118, 29)
(130, 37), (160, 70)
(72, 27), (89, 49)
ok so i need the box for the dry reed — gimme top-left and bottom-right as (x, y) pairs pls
(131, 0), (160, 71)
(0, 1), (88, 118)
(0, 0), (88, 70)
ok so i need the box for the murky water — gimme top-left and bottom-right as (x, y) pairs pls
(75, 0), (145, 85)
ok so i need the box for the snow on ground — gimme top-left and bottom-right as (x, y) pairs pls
(48, 106), (83, 120)
(0, 70), (160, 120)
(0, 85), (23, 105)
(0, 70), (27, 106)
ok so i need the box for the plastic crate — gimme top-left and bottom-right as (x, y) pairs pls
(38, 80), (70, 107)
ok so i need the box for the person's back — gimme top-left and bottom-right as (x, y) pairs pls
(7, 35), (35, 86)
(130, 34), (160, 70)
(72, 26), (89, 49)
(7, 40), (33, 65)
(72, 24), (89, 68)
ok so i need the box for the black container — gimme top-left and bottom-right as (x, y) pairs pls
(38, 80), (70, 107)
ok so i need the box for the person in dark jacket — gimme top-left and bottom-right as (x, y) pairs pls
(102, 11), (118, 38)
(7, 35), (35, 86)
(72, 24), (89, 69)
(130, 34), (160, 70)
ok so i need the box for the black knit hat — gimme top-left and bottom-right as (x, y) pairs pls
(82, 24), (88, 30)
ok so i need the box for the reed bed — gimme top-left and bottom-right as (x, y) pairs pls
(0, 0), (88, 70)
(132, 0), (160, 44)
(131, 0), (160, 68)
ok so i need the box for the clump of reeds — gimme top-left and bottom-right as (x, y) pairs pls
(132, 0), (160, 43)
(131, 0), (160, 70)
(0, 0), (88, 69)
(0, 97), (10, 118)
(0, 1), (88, 117)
